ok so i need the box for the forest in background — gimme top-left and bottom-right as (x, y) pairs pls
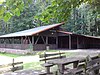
(0, 0), (100, 36)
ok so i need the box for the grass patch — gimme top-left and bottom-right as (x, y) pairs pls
(23, 62), (45, 70)
(23, 51), (75, 70)
(0, 50), (75, 71)
(0, 52), (23, 58)
(36, 50), (59, 55)
(23, 61), (58, 72)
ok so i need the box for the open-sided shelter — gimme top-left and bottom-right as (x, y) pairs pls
(0, 22), (100, 50)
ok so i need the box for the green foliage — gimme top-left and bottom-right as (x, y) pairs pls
(0, 0), (100, 36)
(36, 0), (100, 23)
(0, 0), (48, 34)
(0, 0), (99, 23)
(35, 0), (82, 23)
(65, 3), (100, 36)
(0, 0), (32, 22)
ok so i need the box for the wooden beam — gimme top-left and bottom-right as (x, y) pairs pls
(35, 36), (40, 44)
(41, 36), (46, 44)
(28, 36), (32, 44)
(69, 34), (71, 49)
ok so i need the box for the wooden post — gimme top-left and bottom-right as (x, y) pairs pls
(46, 36), (48, 45)
(21, 37), (23, 50)
(58, 64), (64, 75)
(12, 58), (15, 72)
(73, 61), (78, 68)
(83, 37), (85, 49)
(56, 36), (58, 48)
(46, 36), (49, 50)
(3, 39), (5, 48)
(69, 34), (71, 49)
(32, 36), (34, 50)
(46, 67), (51, 74)
(77, 36), (79, 49)
(12, 38), (14, 49)
(4, 38), (6, 48)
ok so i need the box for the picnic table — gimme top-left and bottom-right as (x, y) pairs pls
(47, 54), (99, 75)
(47, 57), (83, 75)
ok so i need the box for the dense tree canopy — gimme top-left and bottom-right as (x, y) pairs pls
(65, 3), (100, 36)
(0, 0), (100, 36)
(0, 0), (48, 34)
(36, 0), (100, 36)
(0, 0), (99, 22)
(36, 0), (100, 23)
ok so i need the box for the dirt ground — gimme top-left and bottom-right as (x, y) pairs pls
(0, 49), (100, 65)
(0, 49), (100, 75)
(0, 55), (39, 65)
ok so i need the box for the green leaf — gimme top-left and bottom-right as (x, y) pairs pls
(15, 8), (20, 16)
(3, 12), (12, 22)
(27, 0), (32, 4)
(18, 2), (24, 11)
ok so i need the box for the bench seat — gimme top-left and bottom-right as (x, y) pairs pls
(41, 63), (54, 67)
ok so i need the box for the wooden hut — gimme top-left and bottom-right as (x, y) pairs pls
(0, 22), (64, 50)
(0, 22), (100, 50)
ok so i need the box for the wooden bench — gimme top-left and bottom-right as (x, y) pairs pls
(66, 55), (100, 75)
(63, 60), (85, 75)
(39, 51), (66, 74)
(85, 57), (100, 75)
(0, 58), (23, 74)
(63, 55), (100, 75)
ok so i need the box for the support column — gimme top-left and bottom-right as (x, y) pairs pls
(56, 36), (58, 48)
(32, 36), (34, 50)
(12, 38), (14, 48)
(46, 36), (48, 45)
(83, 37), (85, 49)
(69, 34), (71, 49)
(21, 37), (23, 50)
(21, 37), (23, 44)
(4, 38), (6, 48)
(32, 36), (34, 45)
(5, 38), (7, 48)
(46, 36), (49, 50)
(77, 36), (79, 49)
